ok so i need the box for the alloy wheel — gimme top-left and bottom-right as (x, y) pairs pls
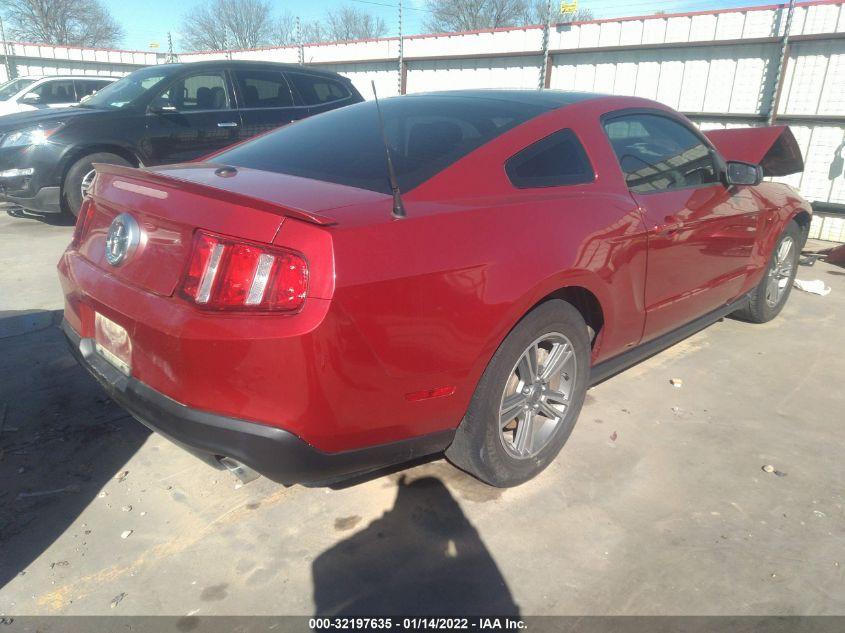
(80, 169), (97, 199)
(765, 235), (795, 307)
(499, 332), (577, 459)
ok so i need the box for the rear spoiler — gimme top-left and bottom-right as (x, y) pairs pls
(703, 125), (804, 177)
(91, 163), (338, 226)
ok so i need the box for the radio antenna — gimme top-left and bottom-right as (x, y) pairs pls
(371, 81), (406, 219)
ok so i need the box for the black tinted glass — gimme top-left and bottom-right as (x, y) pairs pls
(214, 96), (544, 193)
(287, 73), (350, 105)
(234, 69), (293, 108)
(506, 129), (594, 188)
(604, 113), (718, 193)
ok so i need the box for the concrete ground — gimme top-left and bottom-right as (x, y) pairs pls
(1, 208), (843, 616)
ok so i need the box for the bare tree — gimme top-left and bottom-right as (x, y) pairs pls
(325, 5), (386, 41)
(423, 0), (527, 32)
(180, 0), (273, 51)
(522, 1), (594, 24)
(272, 11), (329, 46)
(2, 0), (123, 47)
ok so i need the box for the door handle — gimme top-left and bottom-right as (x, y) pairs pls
(217, 121), (239, 128)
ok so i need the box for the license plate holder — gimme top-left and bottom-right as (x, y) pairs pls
(94, 312), (131, 375)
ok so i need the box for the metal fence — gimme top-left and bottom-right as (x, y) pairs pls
(1, 0), (843, 240)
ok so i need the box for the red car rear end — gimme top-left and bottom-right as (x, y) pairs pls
(60, 90), (810, 487)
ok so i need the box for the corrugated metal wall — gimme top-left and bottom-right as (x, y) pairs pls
(1, 0), (844, 238)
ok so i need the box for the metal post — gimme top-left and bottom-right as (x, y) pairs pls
(538, 0), (552, 90)
(166, 31), (176, 63)
(296, 16), (304, 65)
(0, 17), (12, 82)
(768, 0), (796, 125)
(398, 0), (405, 95)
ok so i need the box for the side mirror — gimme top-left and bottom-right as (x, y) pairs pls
(20, 92), (41, 104)
(725, 161), (763, 186)
(148, 104), (177, 114)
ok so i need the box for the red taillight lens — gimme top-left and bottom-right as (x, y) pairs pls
(180, 231), (308, 312)
(70, 199), (95, 248)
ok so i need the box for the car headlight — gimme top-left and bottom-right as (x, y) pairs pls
(0, 123), (64, 148)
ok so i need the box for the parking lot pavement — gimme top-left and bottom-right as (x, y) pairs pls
(1, 208), (843, 616)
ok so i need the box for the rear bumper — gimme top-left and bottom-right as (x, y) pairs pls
(62, 320), (453, 486)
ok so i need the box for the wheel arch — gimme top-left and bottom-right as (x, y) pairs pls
(475, 273), (613, 383)
(60, 144), (141, 189)
(790, 208), (812, 247)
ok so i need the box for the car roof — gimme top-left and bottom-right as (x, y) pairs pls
(157, 59), (350, 81)
(26, 75), (120, 81)
(403, 89), (607, 111)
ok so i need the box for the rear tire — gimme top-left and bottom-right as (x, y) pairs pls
(63, 152), (131, 217)
(446, 300), (591, 487)
(732, 221), (801, 323)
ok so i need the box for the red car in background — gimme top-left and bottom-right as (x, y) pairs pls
(58, 90), (809, 487)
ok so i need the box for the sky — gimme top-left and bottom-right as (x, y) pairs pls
(105, 0), (774, 52)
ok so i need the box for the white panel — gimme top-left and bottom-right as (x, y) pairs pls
(729, 54), (767, 113)
(715, 12), (745, 39)
(782, 44), (830, 115)
(641, 19), (667, 45)
(598, 22), (621, 47)
(703, 57), (735, 112)
(655, 59), (684, 109)
(593, 62), (616, 94)
(578, 23), (601, 48)
(677, 58), (709, 112)
(799, 126), (845, 202)
(614, 61), (638, 95)
(802, 4), (840, 34)
(665, 17), (691, 43)
(743, 9), (776, 38)
(634, 60), (660, 100)
(619, 20), (643, 46)
(689, 15), (717, 41)
(818, 47), (845, 115)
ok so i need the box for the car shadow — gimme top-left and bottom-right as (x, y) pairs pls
(0, 309), (149, 588)
(5, 206), (75, 227)
(311, 475), (520, 616)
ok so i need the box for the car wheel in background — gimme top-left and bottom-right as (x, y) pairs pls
(63, 152), (131, 217)
(732, 220), (802, 324)
(446, 299), (591, 487)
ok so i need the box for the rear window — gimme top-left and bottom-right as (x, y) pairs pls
(214, 96), (545, 194)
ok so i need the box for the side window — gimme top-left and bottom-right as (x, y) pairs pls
(506, 129), (594, 189)
(75, 80), (110, 99)
(286, 73), (350, 106)
(154, 73), (230, 112)
(30, 79), (76, 104)
(603, 113), (718, 193)
(233, 69), (293, 108)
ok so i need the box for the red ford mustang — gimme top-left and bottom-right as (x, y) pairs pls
(59, 90), (809, 487)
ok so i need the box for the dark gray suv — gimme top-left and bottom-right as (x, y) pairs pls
(0, 60), (363, 216)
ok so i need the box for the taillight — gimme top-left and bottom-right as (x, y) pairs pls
(70, 198), (95, 248)
(180, 231), (308, 312)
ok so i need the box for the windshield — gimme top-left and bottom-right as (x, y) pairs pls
(214, 95), (545, 194)
(0, 77), (37, 100)
(79, 66), (171, 109)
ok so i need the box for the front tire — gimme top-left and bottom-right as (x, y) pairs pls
(733, 221), (801, 323)
(63, 152), (131, 217)
(446, 300), (591, 487)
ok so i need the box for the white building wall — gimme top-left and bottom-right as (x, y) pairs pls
(1, 0), (844, 238)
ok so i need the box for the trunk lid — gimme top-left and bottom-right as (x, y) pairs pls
(78, 163), (386, 297)
(704, 125), (804, 176)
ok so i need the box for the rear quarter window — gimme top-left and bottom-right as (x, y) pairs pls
(506, 129), (594, 188)
(287, 73), (350, 105)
